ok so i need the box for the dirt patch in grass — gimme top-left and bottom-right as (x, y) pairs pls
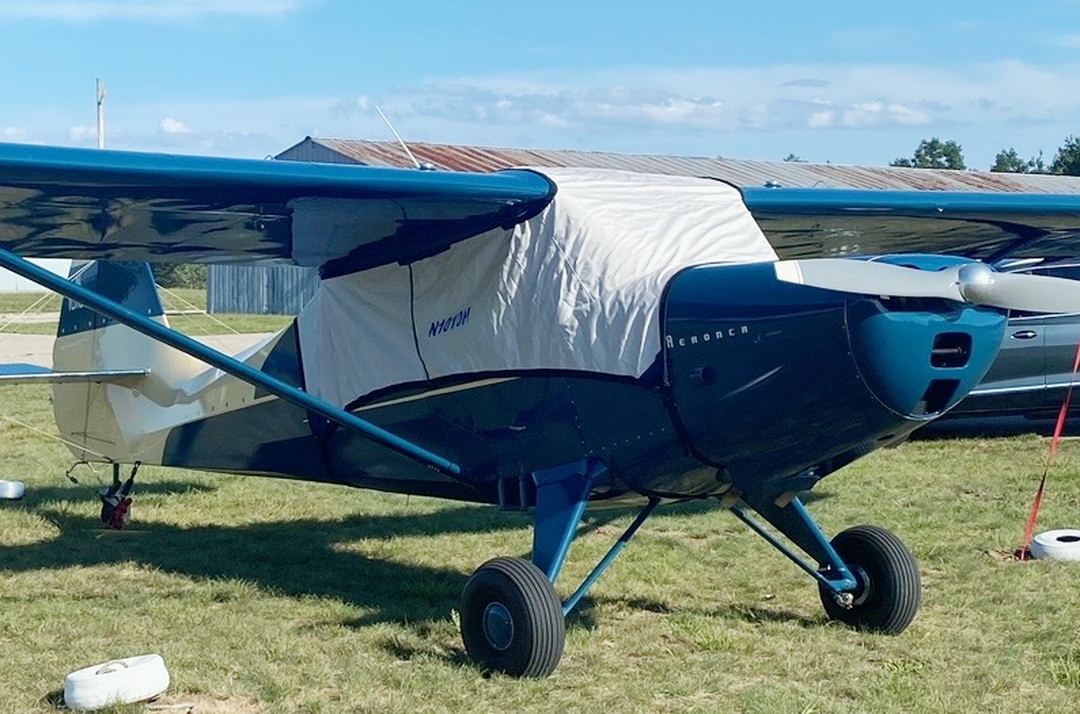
(147, 693), (264, 713)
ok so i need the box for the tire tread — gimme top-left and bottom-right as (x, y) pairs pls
(460, 556), (565, 677)
(820, 525), (921, 634)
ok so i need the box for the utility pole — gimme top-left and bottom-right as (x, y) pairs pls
(96, 78), (105, 149)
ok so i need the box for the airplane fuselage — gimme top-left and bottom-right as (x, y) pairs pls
(74, 258), (1009, 510)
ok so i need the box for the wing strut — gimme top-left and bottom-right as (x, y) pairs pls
(0, 249), (462, 478)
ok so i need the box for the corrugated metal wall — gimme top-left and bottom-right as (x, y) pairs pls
(205, 138), (357, 314)
(0, 259), (71, 292)
(207, 264), (318, 315)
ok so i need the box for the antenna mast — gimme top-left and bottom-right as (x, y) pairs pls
(96, 79), (106, 149)
(374, 104), (421, 169)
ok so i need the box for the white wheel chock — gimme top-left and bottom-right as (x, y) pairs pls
(1030, 530), (1080, 562)
(0, 479), (24, 500)
(63, 654), (170, 711)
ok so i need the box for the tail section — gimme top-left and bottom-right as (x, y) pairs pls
(49, 261), (317, 478)
(56, 261), (163, 337)
(52, 261), (202, 462)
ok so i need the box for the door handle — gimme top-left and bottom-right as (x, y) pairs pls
(1011, 330), (1038, 340)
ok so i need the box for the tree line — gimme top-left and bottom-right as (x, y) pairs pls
(784, 136), (1080, 175)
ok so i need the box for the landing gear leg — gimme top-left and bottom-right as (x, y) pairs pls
(731, 493), (921, 634)
(459, 460), (658, 677)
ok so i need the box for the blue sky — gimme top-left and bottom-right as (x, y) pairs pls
(1, 0), (1079, 168)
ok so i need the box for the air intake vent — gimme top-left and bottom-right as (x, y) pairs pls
(931, 333), (971, 368)
(878, 296), (954, 313)
(914, 379), (960, 415)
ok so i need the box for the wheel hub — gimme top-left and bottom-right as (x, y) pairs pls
(849, 565), (872, 606)
(834, 565), (872, 609)
(482, 602), (515, 651)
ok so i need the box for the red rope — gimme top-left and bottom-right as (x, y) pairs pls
(1018, 335), (1080, 560)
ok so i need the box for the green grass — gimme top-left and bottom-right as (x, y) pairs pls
(1, 390), (1079, 712)
(0, 289), (291, 335)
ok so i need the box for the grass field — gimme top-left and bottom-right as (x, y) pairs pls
(0, 289), (292, 335)
(1, 387), (1079, 712)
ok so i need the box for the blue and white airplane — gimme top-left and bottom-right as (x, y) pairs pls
(1, 143), (1079, 677)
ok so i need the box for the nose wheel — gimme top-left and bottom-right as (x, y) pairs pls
(460, 557), (565, 677)
(818, 525), (921, 634)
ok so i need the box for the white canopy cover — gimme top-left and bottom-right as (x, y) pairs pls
(297, 167), (778, 407)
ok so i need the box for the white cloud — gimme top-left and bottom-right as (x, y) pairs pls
(386, 60), (1080, 140)
(57, 95), (340, 156)
(536, 112), (570, 128)
(837, 101), (931, 128)
(0, 1), (300, 22)
(328, 96), (372, 120)
(1052, 34), (1080, 48)
(329, 60), (1080, 164)
(159, 117), (191, 134)
(67, 125), (96, 144)
(784, 78), (832, 88)
(11, 59), (1080, 167)
(1, 127), (25, 140)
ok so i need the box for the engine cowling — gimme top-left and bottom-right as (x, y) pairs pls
(661, 260), (1007, 492)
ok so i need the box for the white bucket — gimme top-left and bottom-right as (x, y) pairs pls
(1030, 530), (1080, 562)
(63, 654), (169, 711)
(0, 479), (25, 500)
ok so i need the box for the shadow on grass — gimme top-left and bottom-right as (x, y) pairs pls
(372, 623), (473, 670)
(0, 482), (832, 664)
(41, 689), (64, 710)
(19, 480), (217, 505)
(1, 496), (530, 628)
(589, 595), (822, 629)
(42, 685), (145, 713)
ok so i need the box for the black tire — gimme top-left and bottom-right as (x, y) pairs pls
(819, 525), (921, 634)
(460, 557), (565, 677)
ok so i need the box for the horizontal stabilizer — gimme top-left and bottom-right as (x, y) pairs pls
(0, 363), (148, 385)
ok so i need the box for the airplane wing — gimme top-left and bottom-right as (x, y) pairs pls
(0, 143), (555, 274)
(742, 187), (1080, 263)
(1, 142), (1079, 270)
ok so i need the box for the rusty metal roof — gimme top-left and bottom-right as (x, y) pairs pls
(276, 137), (1080, 194)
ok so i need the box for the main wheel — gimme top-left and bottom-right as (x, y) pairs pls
(460, 557), (565, 677)
(818, 525), (921, 634)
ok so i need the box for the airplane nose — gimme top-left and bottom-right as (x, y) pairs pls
(661, 260), (1009, 489)
(845, 296), (1007, 417)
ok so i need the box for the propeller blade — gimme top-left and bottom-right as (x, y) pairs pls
(958, 271), (1080, 314)
(773, 259), (963, 301)
(774, 258), (1080, 315)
